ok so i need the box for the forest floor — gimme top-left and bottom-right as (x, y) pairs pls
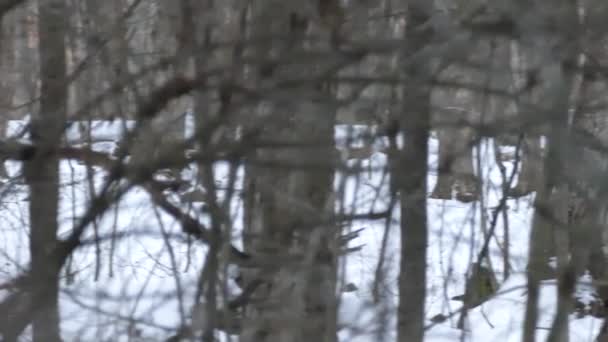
(0, 121), (601, 341)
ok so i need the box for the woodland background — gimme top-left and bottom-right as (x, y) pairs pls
(0, 0), (606, 341)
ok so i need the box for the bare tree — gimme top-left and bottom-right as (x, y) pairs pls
(395, 1), (432, 341)
(3, 0), (608, 341)
(239, 2), (339, 341)
(24, 0), (67, 340)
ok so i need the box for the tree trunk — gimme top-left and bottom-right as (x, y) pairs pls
(24, 0), (67, 341)
(432, 126), (478, 202)
(396, 1), (432, 341)
(431, 37), (494, 203)
(509, 135), (542, 197)
(240, 2), (338, 342)
(0, 10), (16, 178)
(242, 105), (337, 342)
(506, 40), (543, 198)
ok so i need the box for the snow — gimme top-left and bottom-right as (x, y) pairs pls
(0, 120), (602, 340)
(336, 127), (602, 341)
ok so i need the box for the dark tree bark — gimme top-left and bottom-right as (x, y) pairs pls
(23, 0), (67, 341)
(396, 1), (432, 341)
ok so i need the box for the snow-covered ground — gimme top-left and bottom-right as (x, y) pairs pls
(338, 130), (602, 341)
(0, 120), (601, 341)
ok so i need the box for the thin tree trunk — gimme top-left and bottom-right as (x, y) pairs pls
(524, 75), (573, 342)
(396, 1), (432, 341)
(24, 0), (67, 341)
(509, 135), (542, 197)
(188, 2), (221, 340)
(0, 10), (15, 178)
